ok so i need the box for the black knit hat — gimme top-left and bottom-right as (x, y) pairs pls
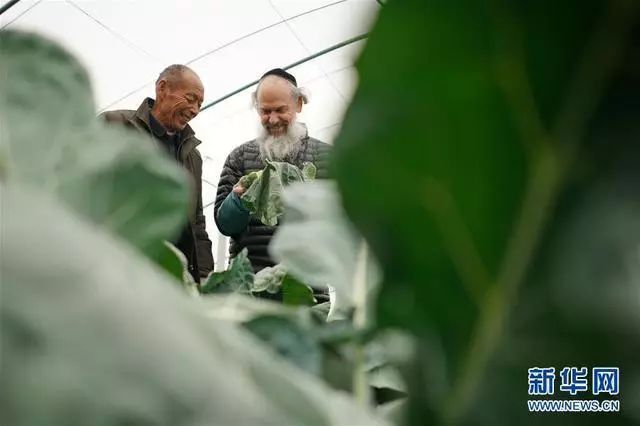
(260, 68), (297, 86)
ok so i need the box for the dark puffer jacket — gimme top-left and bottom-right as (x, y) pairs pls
(214, 135), (331, 271)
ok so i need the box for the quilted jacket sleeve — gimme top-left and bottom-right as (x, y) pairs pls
(214, 145), (246, 234)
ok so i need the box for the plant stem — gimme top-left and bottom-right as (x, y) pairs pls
(352, 240), (371, 407)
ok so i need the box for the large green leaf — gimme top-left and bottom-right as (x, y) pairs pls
(252, 264), (316, 306)
(156, 242), (200, 296)
(241, 160), (311, 226)
(244, 315), (323, 375)
(0, 30), (189, 261)
(282, 274), (317, 306)
(200, 248), (254, 294)
(0, 186), (388, 426)
(156, 242), (186, 282)
(270, 181), (381, 317)
(333, 1), (640, 425)
(202, 293), (406, 399)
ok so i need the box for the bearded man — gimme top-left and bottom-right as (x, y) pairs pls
(214, 68), (332, 273)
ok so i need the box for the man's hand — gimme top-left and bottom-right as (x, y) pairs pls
(236, 170), (262, 195)
(232, 183), (247, 196)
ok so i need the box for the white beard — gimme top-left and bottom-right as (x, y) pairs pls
(257, 121), (307, 162)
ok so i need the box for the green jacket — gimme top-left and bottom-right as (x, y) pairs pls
(99, 98), (214, 278)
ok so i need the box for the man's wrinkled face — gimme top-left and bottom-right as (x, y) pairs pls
(256, 76), (302, 137)
(155, 71), (204, 131)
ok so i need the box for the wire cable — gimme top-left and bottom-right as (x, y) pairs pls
(0, 0), (22, 16)
(0, 0), (41, 30)
(99, 0), (347, 112)
(200, 33), (368, 113)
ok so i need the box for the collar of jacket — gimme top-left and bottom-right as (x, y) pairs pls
(133, 98), (201, 161)
(148, 109), (173, 139)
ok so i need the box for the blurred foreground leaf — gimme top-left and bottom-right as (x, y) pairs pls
(0, 30), (189, 262)
(0, 185), (387, 426)
(334, 1), (640, 424)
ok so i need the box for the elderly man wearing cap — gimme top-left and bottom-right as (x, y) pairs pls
(214, 68), (331, 278)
